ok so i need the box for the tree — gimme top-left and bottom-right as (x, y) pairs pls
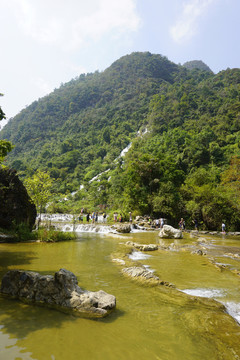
(0, 95), (13, 162)
(24, 170), (53, 221)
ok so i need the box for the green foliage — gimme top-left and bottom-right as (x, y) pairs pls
(0, 140), (13, 163)
(24, 170), (53, 216)
(1, 53), (240, 229)
(35, 228), (77, 242)
(0, 96), (13, 163)
(13, 221), (36, 241)
(0, 52), (179, 188)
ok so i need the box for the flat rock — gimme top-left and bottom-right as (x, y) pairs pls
(122, 266), (174, 287)
(125, 241), (158, 251)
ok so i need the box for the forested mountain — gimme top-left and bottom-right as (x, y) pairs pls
(183, 60), (212, 72)
(1, 52), (240, 229)
(1, 52), (179, 192)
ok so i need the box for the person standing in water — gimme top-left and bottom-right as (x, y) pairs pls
(222, 222), (226, 234)
(193, 218), (198, 231)
(129, 212), (132, 223)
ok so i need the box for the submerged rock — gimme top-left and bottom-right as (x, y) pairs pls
(0, 269), (116, 318)
(122, 266), (174, 287)
(159, 225), (183, 239)
(112, 258), (126, 265)
(125, 241), (158, 251)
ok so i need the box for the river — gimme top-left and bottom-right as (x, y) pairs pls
(0, 228), (240, 360)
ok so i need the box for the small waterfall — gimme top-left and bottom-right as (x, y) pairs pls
(128, 251), (152, 260)
(181, 288), (240, 325)
(74, 224), (113, 233)
(37, 214), (74, 222)
(89, 168), (110, 183)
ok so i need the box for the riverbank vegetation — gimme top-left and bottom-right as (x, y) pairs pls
(1, 52), (240, 230)
(34, 228), (77, 242)
(0, 224), (77, 243)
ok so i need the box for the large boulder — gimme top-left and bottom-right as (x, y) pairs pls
(159, 225), (183, 239)
(0, 168), (36, 230)
(113, 224), (131, 233)
(0, 268), (116, 318)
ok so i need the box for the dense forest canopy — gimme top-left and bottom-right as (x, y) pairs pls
(1, 52), (240, 230)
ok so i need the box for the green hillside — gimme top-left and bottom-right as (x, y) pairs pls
(1, 52), (179, 192)
(1, 52), (240, 229)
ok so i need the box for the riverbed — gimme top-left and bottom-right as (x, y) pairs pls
(0, 229), (240, 360)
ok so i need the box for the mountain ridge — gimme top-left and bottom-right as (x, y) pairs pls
(1, 52), (240, 229)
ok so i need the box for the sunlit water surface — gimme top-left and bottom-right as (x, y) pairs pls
(0, 231), (240, 360)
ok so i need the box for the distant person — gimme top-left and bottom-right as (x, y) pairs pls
(160, 218), (164, 228)
(86, 213), (90, 223)
(222, 222), (226, 233)
(129, 212), (132, 223)
(114, 212), (118, 222)
(92, 212), (96, 223)
(193, 218), (198, 230)
(119, 214), (123, 222)
(155, 219), (159, 228)
(95, 212), (98, 223)
(103, 212), (107, 223)
(179, 218), (185, 231)
(79, 208), (84, 222)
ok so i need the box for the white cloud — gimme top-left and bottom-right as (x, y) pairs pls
(170, 0), (216, 44)
(9, 0), (140, 50)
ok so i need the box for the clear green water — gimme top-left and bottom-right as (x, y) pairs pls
(0, 231), (240, 360)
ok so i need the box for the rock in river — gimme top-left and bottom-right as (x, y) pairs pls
(0, 268), (116, 318)
(159, 225), (183, 239)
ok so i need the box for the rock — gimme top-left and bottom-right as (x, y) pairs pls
(159, 225), (183, 239)
(112, 258), (126, 265)
(122, 266), (174, 287)
(191, 249), (205, 256)
(0, 269), (116, 318)
(196, 237), (208, 243)
(113, 224), (131, 233)
(134, 215), (154, 229)
(125, 241), (158, 251)
(135, 216), (145, 222)
(122, 266), (159, 280)
(190, 231), (199, 238)
(0, 168), (36, 230)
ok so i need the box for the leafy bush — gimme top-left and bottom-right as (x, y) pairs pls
(35, 228), (77, 242)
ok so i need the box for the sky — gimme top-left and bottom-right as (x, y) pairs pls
(0, 0), (239, 128)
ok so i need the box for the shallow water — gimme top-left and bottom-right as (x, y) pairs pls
(0, 231), (240, 360)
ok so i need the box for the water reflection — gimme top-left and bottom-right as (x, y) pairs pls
(0, 231), (240, 360)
